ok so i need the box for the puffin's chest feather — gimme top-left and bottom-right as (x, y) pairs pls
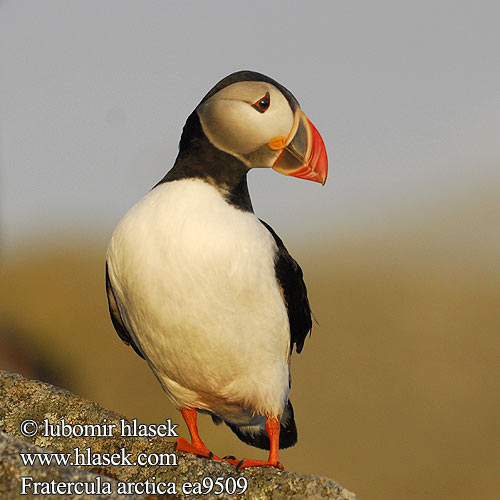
(107, 179), (291, 415)
(119, 179), (278, 282)
(108, 179), (287, 340)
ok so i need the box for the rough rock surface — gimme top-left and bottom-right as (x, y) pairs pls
(0, 370), (356, 499)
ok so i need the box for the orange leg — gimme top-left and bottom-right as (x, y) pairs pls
(224, 417), (284, 470)
(174, 408), (221, 461)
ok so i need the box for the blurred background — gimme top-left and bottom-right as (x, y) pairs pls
(1, 1), (499, 499)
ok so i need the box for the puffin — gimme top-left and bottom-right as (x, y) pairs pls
(106, 70), (328, 470)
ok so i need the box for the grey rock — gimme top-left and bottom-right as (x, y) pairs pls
(0, 370), (356, 500)
(0, 432), (139, 500)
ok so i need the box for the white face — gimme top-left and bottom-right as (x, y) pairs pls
(197, 81), (295, 168)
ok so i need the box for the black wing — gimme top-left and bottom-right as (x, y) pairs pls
(105, 262), (145, 359)
(259, 220), (312, 354)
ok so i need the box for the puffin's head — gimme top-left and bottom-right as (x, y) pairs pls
(193, 71), (328, 185)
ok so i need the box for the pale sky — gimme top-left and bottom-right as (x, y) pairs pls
(1, 0), (500, 252)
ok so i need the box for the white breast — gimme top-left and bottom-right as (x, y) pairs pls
(107, 179), (290, 422)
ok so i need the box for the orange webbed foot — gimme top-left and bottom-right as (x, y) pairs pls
(224, 417), (285, 470)
(175, 408), (221, 461)
(222, 456), (240, 467)
(223, 456), (284, 470)
(174, 437), (221, 461)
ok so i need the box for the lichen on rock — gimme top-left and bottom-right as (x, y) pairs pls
(0, 370), (356, 500)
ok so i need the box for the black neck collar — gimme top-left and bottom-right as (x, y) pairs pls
(155, 111), (253, 213)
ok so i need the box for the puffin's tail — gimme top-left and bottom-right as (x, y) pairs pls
(221, 400), (297, 450)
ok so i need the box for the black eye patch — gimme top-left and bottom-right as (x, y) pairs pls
(252, 92), (270, 113)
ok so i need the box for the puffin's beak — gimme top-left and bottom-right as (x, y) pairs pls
(269, 110), (328, 184)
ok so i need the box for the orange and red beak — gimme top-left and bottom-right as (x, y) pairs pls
(269, 110), (328, 185)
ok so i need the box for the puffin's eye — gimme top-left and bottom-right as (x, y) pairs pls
(252, 92), (270, 113)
